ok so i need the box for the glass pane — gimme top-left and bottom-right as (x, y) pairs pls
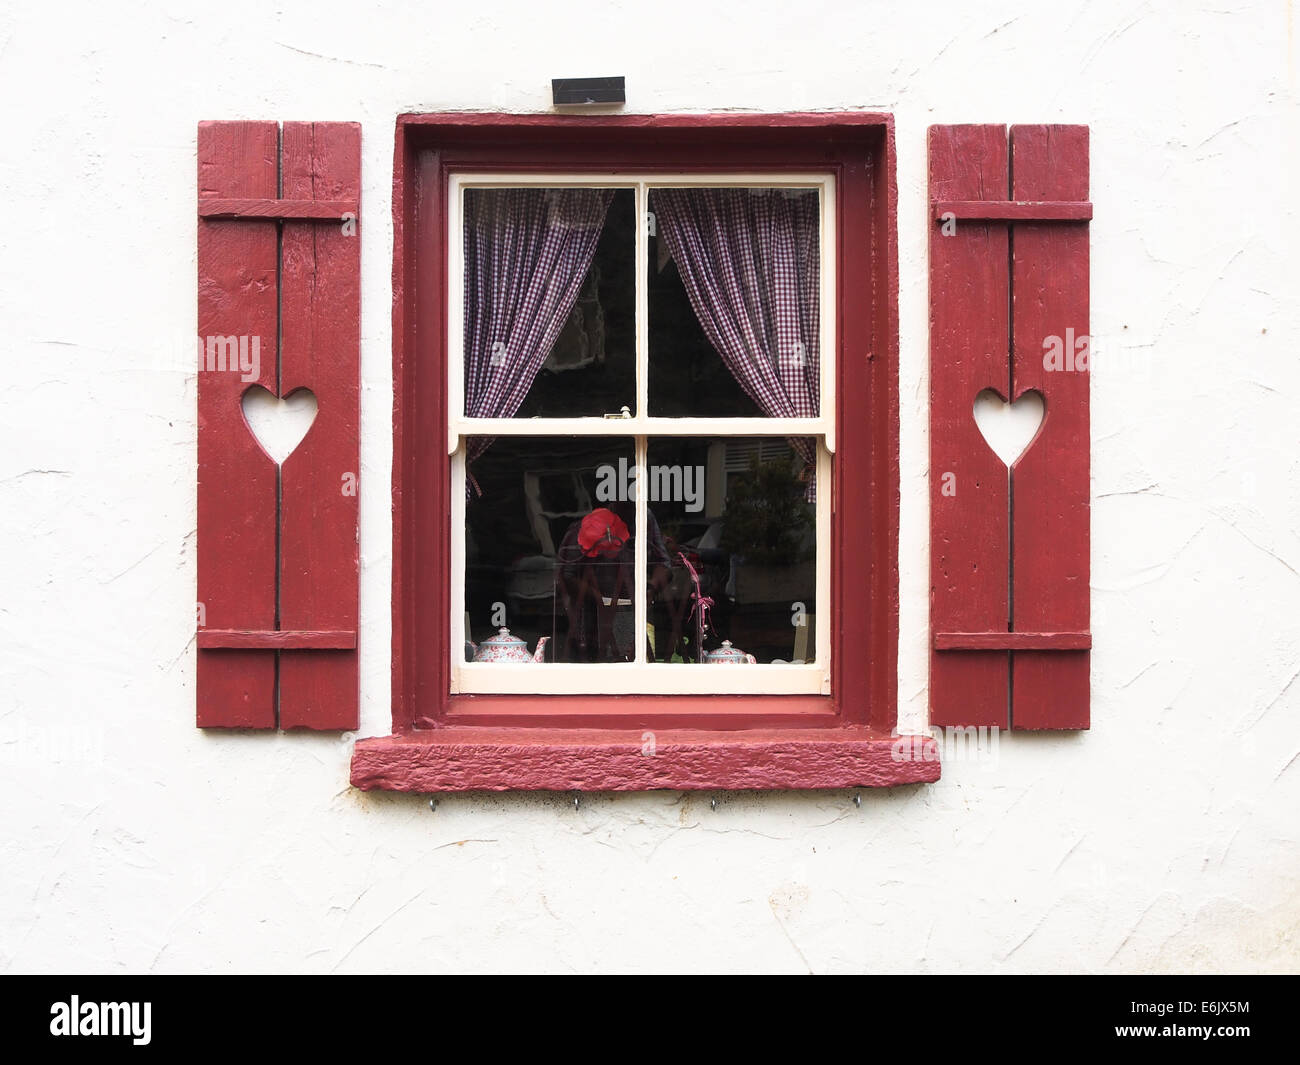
(463, 187), (635, 419)
(647, 187), (820, 419)
(645, 437), (818, 664)
(465, 436), (654, 664)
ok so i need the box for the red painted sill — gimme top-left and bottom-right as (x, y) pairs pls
(350, 728), (941, 793)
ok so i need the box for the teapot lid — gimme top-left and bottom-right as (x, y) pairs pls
(481, 627), (524, 646)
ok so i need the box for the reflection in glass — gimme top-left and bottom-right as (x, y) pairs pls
(645, 437), (817, 664)
(465, 436), (666, 664)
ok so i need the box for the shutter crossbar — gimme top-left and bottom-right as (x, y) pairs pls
(932, 199), (1092, 222)
(934, 632), (1091, 651)
(199, 197), (358, 221)
(198, 630), (357, 650)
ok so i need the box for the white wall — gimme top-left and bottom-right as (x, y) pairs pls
(2, 0), (1297, 973)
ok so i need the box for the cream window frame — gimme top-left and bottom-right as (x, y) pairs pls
(447, 172), (836, 696)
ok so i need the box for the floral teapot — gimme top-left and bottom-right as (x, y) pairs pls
(703, 640), (757, 665)
(469, 627), (550, 663)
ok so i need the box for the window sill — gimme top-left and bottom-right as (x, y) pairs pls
(350, 727), (940, 793)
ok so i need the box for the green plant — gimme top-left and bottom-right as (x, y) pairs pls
(720, 456), (814, 565)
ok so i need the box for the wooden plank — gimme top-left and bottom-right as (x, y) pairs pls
(1009, 125), (1091, 730)
(935, 631), (1091, 651)
(929, 125), (1012, 729)
(933, 200), (1092, 222)
(389, 128), (419, 730)
(352, 728), (942, 792)
(197, 630), (357, 650)
(198, 197), (357, 220)
(867, 115), (903, 732)
(196, 121), (279, 729)
(277, 122), (361, 731)
(837, 127), (894, 729)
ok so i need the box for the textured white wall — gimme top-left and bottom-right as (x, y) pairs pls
(1, 0), (1297, 973)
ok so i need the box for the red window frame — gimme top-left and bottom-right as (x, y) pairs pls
(353, 111), (939, 791)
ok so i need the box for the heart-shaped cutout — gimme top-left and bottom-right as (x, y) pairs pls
(241, 386), (317, 464)
(973, 388), (1044, 466)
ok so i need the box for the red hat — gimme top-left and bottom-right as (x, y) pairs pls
(578, 508), (629, 558)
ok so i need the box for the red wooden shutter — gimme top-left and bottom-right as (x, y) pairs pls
(196, 120), (361, 730)
(929, 124), (1091, 731)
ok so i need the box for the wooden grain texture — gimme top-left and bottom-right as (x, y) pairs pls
(837, 119), (897, 730)
(1009, 125), (1090, 730)
(868, 116), (903, 732)
(933, 200), (1092, 222)
(934, 631), (1091, 651)
(199, 197), (357, 220)
(928, 125), (1012, 729)
(351, 729), (941, 792)
(197, 630), (357, 650)
(389, 125), (419, 731)
(278, 122), (361, 731)
(196, 121), (279, 728)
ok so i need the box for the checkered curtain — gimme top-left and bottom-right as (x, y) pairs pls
(464, 188), (614, 490)
(650, 188), (820, 498)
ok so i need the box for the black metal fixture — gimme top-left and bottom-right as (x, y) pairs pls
(552, 76), (625, 107)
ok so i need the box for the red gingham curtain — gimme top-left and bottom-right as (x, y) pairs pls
(650, 188), (821, 498)
(464, 188), (613, 489)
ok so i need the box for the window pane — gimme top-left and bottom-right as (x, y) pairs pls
(647, 187), (820, 419)
(463, 187), (635, 419)
(465, 436), (652, 664)
(645, 437), (818, 664)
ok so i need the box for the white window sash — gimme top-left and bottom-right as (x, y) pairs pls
(448, 172), (836, 696)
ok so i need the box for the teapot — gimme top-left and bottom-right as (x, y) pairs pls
(468, 627), (550, 663)
(703, 640), (757, 665)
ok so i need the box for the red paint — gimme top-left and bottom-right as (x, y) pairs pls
(198, 198), (358, 220)
(351, 728), (940, 793)
(932, 200), (1093, 222)
(928, 124), (1090, 731)
(1008, 125), (1091, 730)
(934, 632), (1091, 651)
(928, 125), (1013, 730)
(367, 112), (908, 790)
(196, 120), (361, 731)
(277, 122), (362, 731)
(197, 121), (280, 729)
(197, 630), (357, 650)
(433, 694), (838, 732)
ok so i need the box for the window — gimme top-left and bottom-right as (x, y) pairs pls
(356, 113), (933, 791)
(450, 176), (833, 696)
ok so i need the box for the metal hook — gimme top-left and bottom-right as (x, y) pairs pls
(710, 797), (719, 810)
(853, 793), (861, 807)
(573, 793), (581, 810)
(429, 797), (439, 813)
